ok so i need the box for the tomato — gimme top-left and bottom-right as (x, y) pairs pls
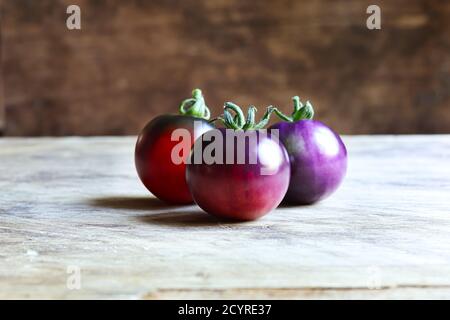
(135, 89), (214, 204)
(186, 103), (290, 220)
(270, 96), (347, 204)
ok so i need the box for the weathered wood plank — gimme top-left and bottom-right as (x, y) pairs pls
(144, 287), (450, 300)
(0, 135), (450, 299)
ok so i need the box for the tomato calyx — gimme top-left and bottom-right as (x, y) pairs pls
(213, 102), (275, 131)
(179, 88), (211, 120)
(272, 96), (315, 122)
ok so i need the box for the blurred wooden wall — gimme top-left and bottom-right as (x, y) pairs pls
(0, 0), (449, 136)
(0, 11), (3, 135)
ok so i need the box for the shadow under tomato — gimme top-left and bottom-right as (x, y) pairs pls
(278, 200), (315, 208)
(88, 196), (185, 211)
(134, 210), (225, 227)
(88, 196), (246, 227)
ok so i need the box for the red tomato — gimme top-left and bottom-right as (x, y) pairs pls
(186, 103), (291, 220)
(134, 90), (214, 204)
(186, 128), (290, 220)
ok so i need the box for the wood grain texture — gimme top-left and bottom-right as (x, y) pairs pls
(1, 135), (450, 299)
(1, 0), (449, 136)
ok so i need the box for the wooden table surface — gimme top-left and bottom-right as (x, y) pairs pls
(1, 135), (450, 299)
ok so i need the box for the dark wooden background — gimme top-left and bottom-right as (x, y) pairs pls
(0, 0), (449, 136)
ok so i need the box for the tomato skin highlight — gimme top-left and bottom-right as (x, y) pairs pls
(186, 129), (291, 221)
(270, 120), (347, 204)
(135, 115), (214, 204)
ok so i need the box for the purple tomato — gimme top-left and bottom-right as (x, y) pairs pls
(186, 103), (290, 221)
(135, 89), (214, 204)
(270, 97), (347, 204)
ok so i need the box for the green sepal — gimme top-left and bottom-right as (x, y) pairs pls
(213, 103), (275, 130)
(272, 96), (315, 122)
(179, 88), (211, 120)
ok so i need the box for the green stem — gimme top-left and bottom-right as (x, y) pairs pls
(214, 103), (274, 130)
(272, 108), (294, 122)
(271, 96), (315, 122)
(224, 102), (245, 128)
(292, 100), (314, 121)
(242, 106), (257, 130)
(179, 88), (211, 120)
(292, 96), (303, 114)
(254, 106), (276, 129)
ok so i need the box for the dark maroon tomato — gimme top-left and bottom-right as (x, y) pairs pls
(186, 104), (291, 221)
(270, 97), (347, 204)
(135, 89), (214, 204)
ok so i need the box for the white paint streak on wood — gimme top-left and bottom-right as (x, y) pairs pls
(0, 136), (450, 299)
